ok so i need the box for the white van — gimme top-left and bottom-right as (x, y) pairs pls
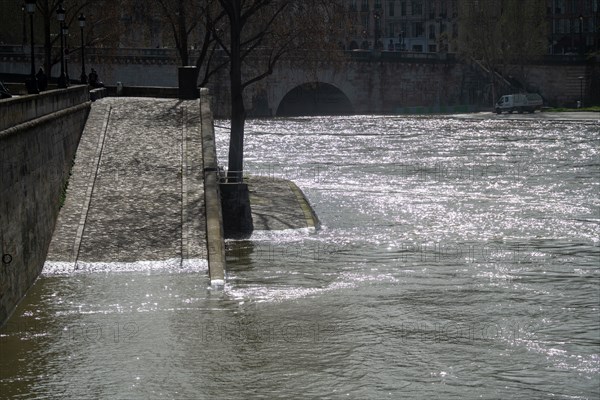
(495, 93), (543, 114)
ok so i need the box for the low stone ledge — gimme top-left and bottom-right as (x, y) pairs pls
(0, 85), (89, 131)
(199, 88), (226, 285)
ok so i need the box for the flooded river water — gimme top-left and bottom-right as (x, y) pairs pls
(1, 115), (599, 399)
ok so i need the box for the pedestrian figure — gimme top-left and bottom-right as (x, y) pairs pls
(0, 81), (11, 99)
(36, 67), (48, 91)
(88, 68), (104, 88)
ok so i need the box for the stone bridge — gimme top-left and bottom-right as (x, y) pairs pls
(1, 46), (597, 115)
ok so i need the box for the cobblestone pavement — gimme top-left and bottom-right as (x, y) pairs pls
(46, 97), (206, 265)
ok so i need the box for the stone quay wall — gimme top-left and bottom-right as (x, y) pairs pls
(0, 86), (90, 326)
(2, 47), (597, 115)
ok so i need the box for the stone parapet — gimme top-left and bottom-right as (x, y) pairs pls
(0, 85), (89, 131)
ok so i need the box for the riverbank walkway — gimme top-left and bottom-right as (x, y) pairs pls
(45, 97), (208, 268)
(247, 176), (319, 231)
(44, 96), (318, 279)
(454, 111), (599, 121)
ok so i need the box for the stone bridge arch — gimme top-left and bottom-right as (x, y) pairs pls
(275, 82), (354, 116)
(265, 64), (357, 117)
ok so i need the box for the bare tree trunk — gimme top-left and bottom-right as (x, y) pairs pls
(490, 70), (497, 107)
(226, 0), (245, 182)
(177, 0), (189, 65)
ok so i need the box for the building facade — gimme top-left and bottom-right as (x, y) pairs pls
(547, 0), (600, 54)
(345, 0), (599, 54)
(346, 0), (459, 52)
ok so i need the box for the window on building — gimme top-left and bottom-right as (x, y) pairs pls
(412, 44), (423, 52)
(440, 0), (447, 17)
(412, 1), (423, 15)
(429, 2), (435, 19)
(388, 23), (395, 36)
(375, 0), (382, 9)
(402, 23), (408, 37)
(429, 44), (437, 52)
(349, 0), (357, 11)
(401, 1), (407, 16)
(363, 14), (370, 30)
(389, 1), (395, 16)
(415, 22), (424, 37)
(362, 0), (369, 12)
(429, 24), (436, 39)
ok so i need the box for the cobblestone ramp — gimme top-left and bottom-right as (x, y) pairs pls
(46, 98), (206, 268)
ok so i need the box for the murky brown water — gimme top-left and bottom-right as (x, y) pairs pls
(1, 115), (599, 399)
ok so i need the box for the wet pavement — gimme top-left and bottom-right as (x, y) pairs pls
(247, 176), (318, 231)
(45, 97), (207, 266)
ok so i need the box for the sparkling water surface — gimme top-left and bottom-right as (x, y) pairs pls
(1, 115), (599, 399)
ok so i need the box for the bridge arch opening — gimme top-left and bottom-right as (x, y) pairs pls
(276, 82), (354, 117)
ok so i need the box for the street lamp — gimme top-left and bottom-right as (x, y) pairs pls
(373, 9), (381, 50)
(579, 14), (584, 56)
(578, 76), (584, 108)
(25, 0), (38, 94)
(56, 3), (68, 88)
(78, 14), (87, 84)
(21, 3), (27, 48)
(63, 23), (70, 83)
(399, 30), (405, 50)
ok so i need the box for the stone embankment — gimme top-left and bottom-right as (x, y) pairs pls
(45, 95), (225, 282)
(1, 86), (90, 326)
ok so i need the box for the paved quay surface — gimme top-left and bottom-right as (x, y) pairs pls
(246, 176), (319, 231)
(452, 111), (599, 121)
(46, 97), (206, 267)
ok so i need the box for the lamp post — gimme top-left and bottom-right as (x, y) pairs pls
(25, 0), (38, 94)
(63, 24), (70, 83)
(373, 9), (381, 50)
(78, 14), (87, 84)
(56, 4), (68, 88)
(579, 14), (584, 56)
(22, 3), (27, 48)
(400, 30), (405, 50)
(578, 76), (584, 108)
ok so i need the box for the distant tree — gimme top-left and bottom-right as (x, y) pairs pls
(150, 0), (202, 66)
(212, 0), (348, 181)
(498, 0), (547, 84)
(458, 0), (547, 103)
(144, 0), (227, 86)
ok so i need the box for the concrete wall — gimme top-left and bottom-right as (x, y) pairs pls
(0, 86), (90, 326)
